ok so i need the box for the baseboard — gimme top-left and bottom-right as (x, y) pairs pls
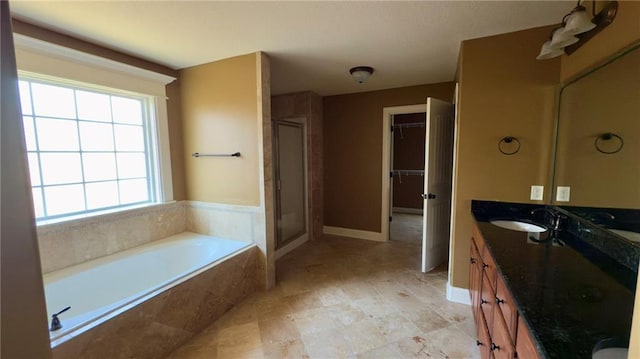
(392, 207), (423, 215)
(323, 226), (385, 242)
(446, 281), (471, 305)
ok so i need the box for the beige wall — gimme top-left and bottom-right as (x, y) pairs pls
(450, 26), (560, 288)
(180, 53), (261, 205)
(560, 1), (640, 82)
(323, 83), (455, 232)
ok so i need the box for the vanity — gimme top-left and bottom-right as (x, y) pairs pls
(470, 200), (637, 358)
(468, 42), (640, 358)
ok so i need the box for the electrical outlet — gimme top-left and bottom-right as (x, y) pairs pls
(530, 185), (544, 201)
(556, 186), (571, 202)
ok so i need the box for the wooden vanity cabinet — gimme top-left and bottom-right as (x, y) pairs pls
(470, 223), (540, 359)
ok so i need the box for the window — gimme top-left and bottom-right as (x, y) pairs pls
(19, 76), (158, 221)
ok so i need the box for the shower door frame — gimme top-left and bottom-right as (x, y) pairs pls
(273, 118), (309, 251)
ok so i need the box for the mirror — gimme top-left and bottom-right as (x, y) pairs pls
(553, 42), (640, 236)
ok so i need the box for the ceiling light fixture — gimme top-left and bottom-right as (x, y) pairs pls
(537, 0), (617, 60)
(349, 66), (374, 84)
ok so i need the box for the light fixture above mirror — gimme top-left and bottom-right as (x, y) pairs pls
(537, 0), (618, 60)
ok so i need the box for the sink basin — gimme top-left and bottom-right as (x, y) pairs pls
(592, 338), (629, 359)
(608, 229), (640, 243)
(592, 347), (628, 359)
(490, 220), (547, 233)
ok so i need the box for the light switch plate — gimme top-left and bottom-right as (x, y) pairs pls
(556, 186), (571, 202)
(530, 185), (544, 201)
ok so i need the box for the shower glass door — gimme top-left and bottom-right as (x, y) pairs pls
(274, 120), (306, 249)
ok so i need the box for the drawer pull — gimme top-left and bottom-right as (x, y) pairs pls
(490, 343), (500, 351)
(481, 298), (488, 305)
(496, 297), (505, 304)
(476, 340), (483, 346)
(482, 263), (489, 269)
(470, 257), (477, 264)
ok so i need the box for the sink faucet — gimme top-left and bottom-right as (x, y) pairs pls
(531, 208), (563, 232)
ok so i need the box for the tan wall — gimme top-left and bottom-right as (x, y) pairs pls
(323, 83), (455, 232)
(166, 80), (186, 200)
(180, 53), (260, 205)
(450, 26), (560, 288)
(560, 1), (640, 82)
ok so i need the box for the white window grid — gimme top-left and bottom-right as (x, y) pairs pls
(19, 76), (157, 221)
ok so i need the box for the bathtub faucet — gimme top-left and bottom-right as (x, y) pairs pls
(50, 306), (71, 331)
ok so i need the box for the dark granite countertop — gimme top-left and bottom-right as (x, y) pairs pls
(471, 213), (636, 358)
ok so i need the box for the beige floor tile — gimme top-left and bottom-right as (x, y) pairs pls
(168, 234), (479, 359)
(217, 322), (263, 358)
(263, 338), (309, 359)
(258, 315), (300, 345)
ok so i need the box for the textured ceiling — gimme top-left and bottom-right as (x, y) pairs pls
(10, 1), (571, 96)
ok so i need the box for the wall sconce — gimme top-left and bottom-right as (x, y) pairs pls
(349, 66), (374, 84)
(537, 0), (618, 60)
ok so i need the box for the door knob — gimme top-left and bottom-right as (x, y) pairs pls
(421, 193), (436, 199)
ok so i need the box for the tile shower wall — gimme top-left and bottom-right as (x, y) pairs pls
(38, 202), (186, 273)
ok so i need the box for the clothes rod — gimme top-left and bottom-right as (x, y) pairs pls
(192, 152), (241, 158)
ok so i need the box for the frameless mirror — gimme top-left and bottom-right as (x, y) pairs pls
(553, 42), (640, 235)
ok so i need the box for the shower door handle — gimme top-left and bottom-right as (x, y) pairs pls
(421, 193), (436, 199)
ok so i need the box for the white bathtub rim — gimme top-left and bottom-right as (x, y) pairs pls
(47, 233), (255, 348)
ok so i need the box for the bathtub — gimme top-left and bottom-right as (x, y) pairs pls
(44, 232), (255, 351)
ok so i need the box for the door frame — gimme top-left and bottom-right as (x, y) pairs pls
(381, 104), (427, 242)
(273, 117), (310, 259)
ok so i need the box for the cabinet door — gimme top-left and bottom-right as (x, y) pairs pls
(477, 310), (494, 359)
(481, 271), (496, 332)
(515, 317), (541, 359)
(490, 311), (515, 359)
(470, 238), (483, 323)
(495, 275), (518, 340)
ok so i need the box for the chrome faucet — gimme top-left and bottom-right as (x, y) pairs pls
(531, 208), (563, 231)
(50, 306), (71, 332)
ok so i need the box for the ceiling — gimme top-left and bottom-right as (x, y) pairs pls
(9, 1), (571, 96)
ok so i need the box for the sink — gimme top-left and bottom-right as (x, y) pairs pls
(489, 220), (547, 233)
(592, 348), (628, 359)
(592, 338), (629, 359)
(608, 229), (640, 243)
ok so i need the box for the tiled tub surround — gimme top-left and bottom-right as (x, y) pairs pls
(51, 241), (259, 359)
(471, 200), (637, 358)
(37, 201), (187, 273)
(38, 200), (269, 274)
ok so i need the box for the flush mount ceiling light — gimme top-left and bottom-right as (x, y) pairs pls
(349, 66), (374, 84)
(537, 0), (617, 60)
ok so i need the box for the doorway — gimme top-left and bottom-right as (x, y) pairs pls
(382, 100), (455, 273)
(273, 119), (308, 252)
(390, 112), (426, 244)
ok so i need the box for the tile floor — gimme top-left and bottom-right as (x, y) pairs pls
(390, 213), (423, 243)
(167, 235), (479, 358)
